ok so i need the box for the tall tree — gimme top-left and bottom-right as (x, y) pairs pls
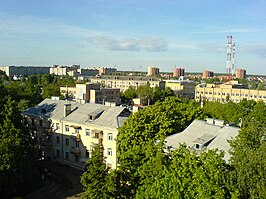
(80, 144), (109, 199)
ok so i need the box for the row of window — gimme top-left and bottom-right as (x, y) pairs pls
(197, 91), (266, 99)
(55, 124), (114, 141)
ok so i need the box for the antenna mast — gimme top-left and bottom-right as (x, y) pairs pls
(226, 28), (235, 78)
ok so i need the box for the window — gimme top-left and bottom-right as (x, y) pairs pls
(75, 128), (80, 134)
(56, 149), (60, 157)
(195, 144), (200, 149)
(65, 138), (69, 146)
(92, 131), (99, 138)
(31, 118), (35, 125)
(75, 156), (79, 163)
(65, 125), (69, 132)
(56, 136), (60, 144)
(39, 119), (43, 126)
(56, 123), (60, 130)
(108, 148), (112, 156)
(108, 133), (113, 141)
(76, 142), (79, 148)
(85, 129), (90, 136)
(65, 152), (69, 160)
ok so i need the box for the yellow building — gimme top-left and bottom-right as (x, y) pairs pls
(165, 80), (195, 98)
(23, 98), (131, 170)
(90, 75), (165, 92)
(195, 81), (266, 103)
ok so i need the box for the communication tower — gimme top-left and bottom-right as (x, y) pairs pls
(226, 30), (235, 78)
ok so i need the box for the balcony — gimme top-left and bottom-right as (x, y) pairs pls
(70, 147), (80, 156)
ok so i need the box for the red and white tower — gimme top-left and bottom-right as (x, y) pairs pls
(226, 31), (235, 78)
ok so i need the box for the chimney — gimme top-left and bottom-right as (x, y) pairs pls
(64, 104), (71, 117)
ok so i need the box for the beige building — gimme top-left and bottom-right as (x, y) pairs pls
(173, 67), (185, 77)
(147, 66), (159, 76)
(90, 88), (120, 104)
(50, 65), (80, 76)
(60, 83), (120, 104)
(97, 67), (117, 75)
(195, 81), (266, 103)
(202, 70), (214, 79)
(23, 98), (130, 170)
(90, 75), (165, 92)
(165, 79), (195, 98)
(236, 68), (246, 79)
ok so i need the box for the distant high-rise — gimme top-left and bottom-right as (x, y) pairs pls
(202, 70), (214, 79)
(236, 68), (246, 79)
(173, 67), (185, 77)
(147, 66), (159, 76)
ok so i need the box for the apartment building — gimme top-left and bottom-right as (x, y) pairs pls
(0, 65), (50, 77)
(90, 75), (165, 92)
(23, 98), (130, 170)
(60, 83), (120, 104)
(49, 65), (80, 76)
(173, 67), (185, 77)
(147, 66), (160, 76)
(195, 81), (266, 103)
(202, 70), (214, 79)
(235, 68), (246, 79)
(165, 79), (195, 98)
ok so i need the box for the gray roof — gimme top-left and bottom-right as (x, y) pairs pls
(165, 119), (239, 162)
(23, 98), (129, 129)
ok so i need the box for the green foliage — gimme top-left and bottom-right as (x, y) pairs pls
(122, 86), (137, 100)
(116, 97), (204, 197)
(80, 144), (109, 199)
(229, 101), (266, 198)
(136, 146), (232, 199)
(0, 97), (38, 198)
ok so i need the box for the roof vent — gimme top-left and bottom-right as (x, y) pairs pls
(206, 118), (214, 124)
(214, 119), (224, 127)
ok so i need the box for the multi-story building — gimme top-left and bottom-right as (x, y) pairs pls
(23, 98), (131, 170)
(195, 81), (266, 103)
(0, 65), (50, 77)
(147, 66), (159, 76)
(78, 68), (99, 76)
(202, 70), (214, 79)
(173, 67), (185, 77)
(90, 75), (165, 92)
(235, 68), (246, 79)
(96, 67), (117, 75)
(50, 65), (80, 76)
(165, 79), (195, 98)
(90, 88), (120, 104)
(60, 83), (120, 104)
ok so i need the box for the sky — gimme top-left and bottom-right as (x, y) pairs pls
(0, 0), (266, 74)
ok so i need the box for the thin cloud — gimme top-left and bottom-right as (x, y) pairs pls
(87, 36), (168, 51)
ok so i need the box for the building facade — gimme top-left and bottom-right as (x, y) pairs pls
(49, 65), (80, 76)
(195, 81), (266, 103)
(0, 65), (50, 77)
(202, 70), (214, 79)
(235, 68), (246, 79)
(90, 75), (165, 92)
(147, 66), (159, 76)
(173, 67), (185, 77)
(23, 99), (130, 170)
(165, 80), (195, 98)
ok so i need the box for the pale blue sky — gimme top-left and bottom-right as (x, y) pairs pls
(0, 0), (266, 74)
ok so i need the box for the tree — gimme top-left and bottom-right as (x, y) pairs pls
(80, 144), (109, 199)
(116, 97), (204, 197)
(229, 101), (266, 198)
(0, 97), (38, 198)
(122, 86), (137, 100)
